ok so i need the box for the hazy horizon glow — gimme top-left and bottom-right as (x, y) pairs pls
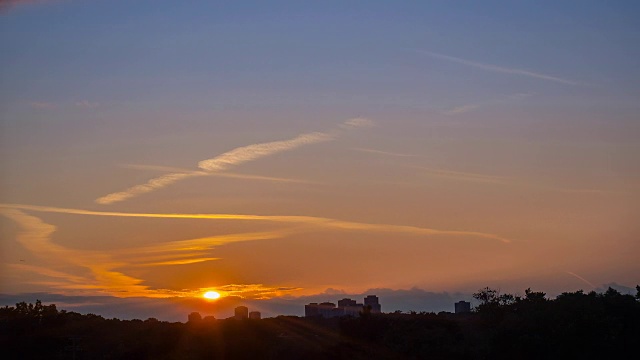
(1, 0), (638, 319)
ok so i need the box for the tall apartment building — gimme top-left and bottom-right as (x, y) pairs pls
(234, 306), (249, 320)
(305, 295), (382, 318)
(364, 295), (382, 313)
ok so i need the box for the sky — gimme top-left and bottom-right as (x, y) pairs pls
(1, 0), (639, 321)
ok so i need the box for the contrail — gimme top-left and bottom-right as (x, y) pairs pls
(121, 164), (314, 184)
(1, 203), (511, 243)
(566, 271), (597, 289)
(443, 93), (533, 116)
(412, 165), (510, 185)
(416, 50), (580, 86)
(353, 148), (416, 157)
(96, 118), (372, 205)
(197, 132), (333, 171)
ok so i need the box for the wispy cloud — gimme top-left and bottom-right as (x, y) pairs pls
(29, 101), (57, 109)
(120, 164), (315, 184)
(75, 100), (99, 109)
(353, 148), (416, 157)
(0, 0), (45, 13)
(1, 208), (293, 298)
(412, 165), (622, 196)
(96, 172), (206, 205)
(443, 104), (480, 116)
(0, 208), (150, 296)
(414, 166), (510, 185)
(210, 284), (303, 300)
(417, 50), (580, 86)
(443, 93), (532, 116)
(197, 132), (333, 171)
(1, 203), (512, 243)
(118, 230), (291, 270)
(7, 263), (89, 285)
(96, 118), (372, 205)
(566, 271), (597, 289)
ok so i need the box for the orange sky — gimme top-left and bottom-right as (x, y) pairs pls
(1, 1), (639, 318)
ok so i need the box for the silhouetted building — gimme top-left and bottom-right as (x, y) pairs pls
(455, 301), (471, 314)
(338, 298), (356, 308)
(305, 303), (320, 317)
(344, 303), (365, 316)
(318, 302), (340, 318)
(235, 306), (248, 320)
(306, 295), (382, 318)
(249, 311), (261, 320)
(364, 295), (382, 313)
(187, 312), (202, 323)
(305, 302), (343, 318)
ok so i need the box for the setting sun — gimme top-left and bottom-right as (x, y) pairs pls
(203, 291), (220, 300)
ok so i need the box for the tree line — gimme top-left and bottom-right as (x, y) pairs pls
(1, 286), (638, 359)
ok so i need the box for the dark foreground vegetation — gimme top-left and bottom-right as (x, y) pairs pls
(1, 287), (638, 359)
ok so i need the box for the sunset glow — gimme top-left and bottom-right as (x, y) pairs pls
(0, 0), (638, 322)
(203, 291), (221, 300)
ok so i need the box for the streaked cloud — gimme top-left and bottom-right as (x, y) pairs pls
(75, 100), (99, 108)
(414, 166), (510, 185)
(413, 165), (621, 195)
(121, 164), (315, 184)
(353, 148), (416, 157)
(96, 118), (372, 205)
(340, 117), (375, 129)
(0, 208), (149, 296)
(0, 0), (46, 13)
(119, 230), (292, 269)
(0, 203), (512, 243)
(443, 93), (533, 116)
(197, 132), (333, 171)
(566, 271), (597, 289)
(29, 101), (57, 109)
(417, 50), (580, 85)
(96, 171), (206, 205)
(7, 263), (89, 285)
(1, 208), (294, 298)
(443, 104), (481, 116)
(210, 284), (303, 300)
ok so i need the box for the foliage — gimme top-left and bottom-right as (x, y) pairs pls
(1, 288), (638, 359)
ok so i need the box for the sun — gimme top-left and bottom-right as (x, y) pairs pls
(203, 291), (220, 300)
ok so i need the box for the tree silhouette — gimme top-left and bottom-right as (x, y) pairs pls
(1, 288), (638, 359)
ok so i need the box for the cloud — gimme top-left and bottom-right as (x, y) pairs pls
(0, 209), (123, 292)
(75, 100), (99, 108)
(211, 284), (303, 300)
(0, 209), (189, 297)
(340, 117), (375, 129)
(413, 166), (510, 185)
(121, 164), (314, 184)
(416, 50), (580, 85)
(118, 230), (291, 269)
(0, 0), (61, 13)
(565, 271), (597, 289)
(29, 101), (57, 109)
(0, 203), (512, 243)
(443, 104), (480, 116)
(1, 207), (304, 299)
(7, 263), (89, 285)
(443, 93), (533, 116)
(96, 118), (372, 205)
(412, 165), (620, 196)
(96, 172), (207, 204)
(353, 148), (416, 157)
(0, 203), (510, 300)
(197, 132), (333, 171)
